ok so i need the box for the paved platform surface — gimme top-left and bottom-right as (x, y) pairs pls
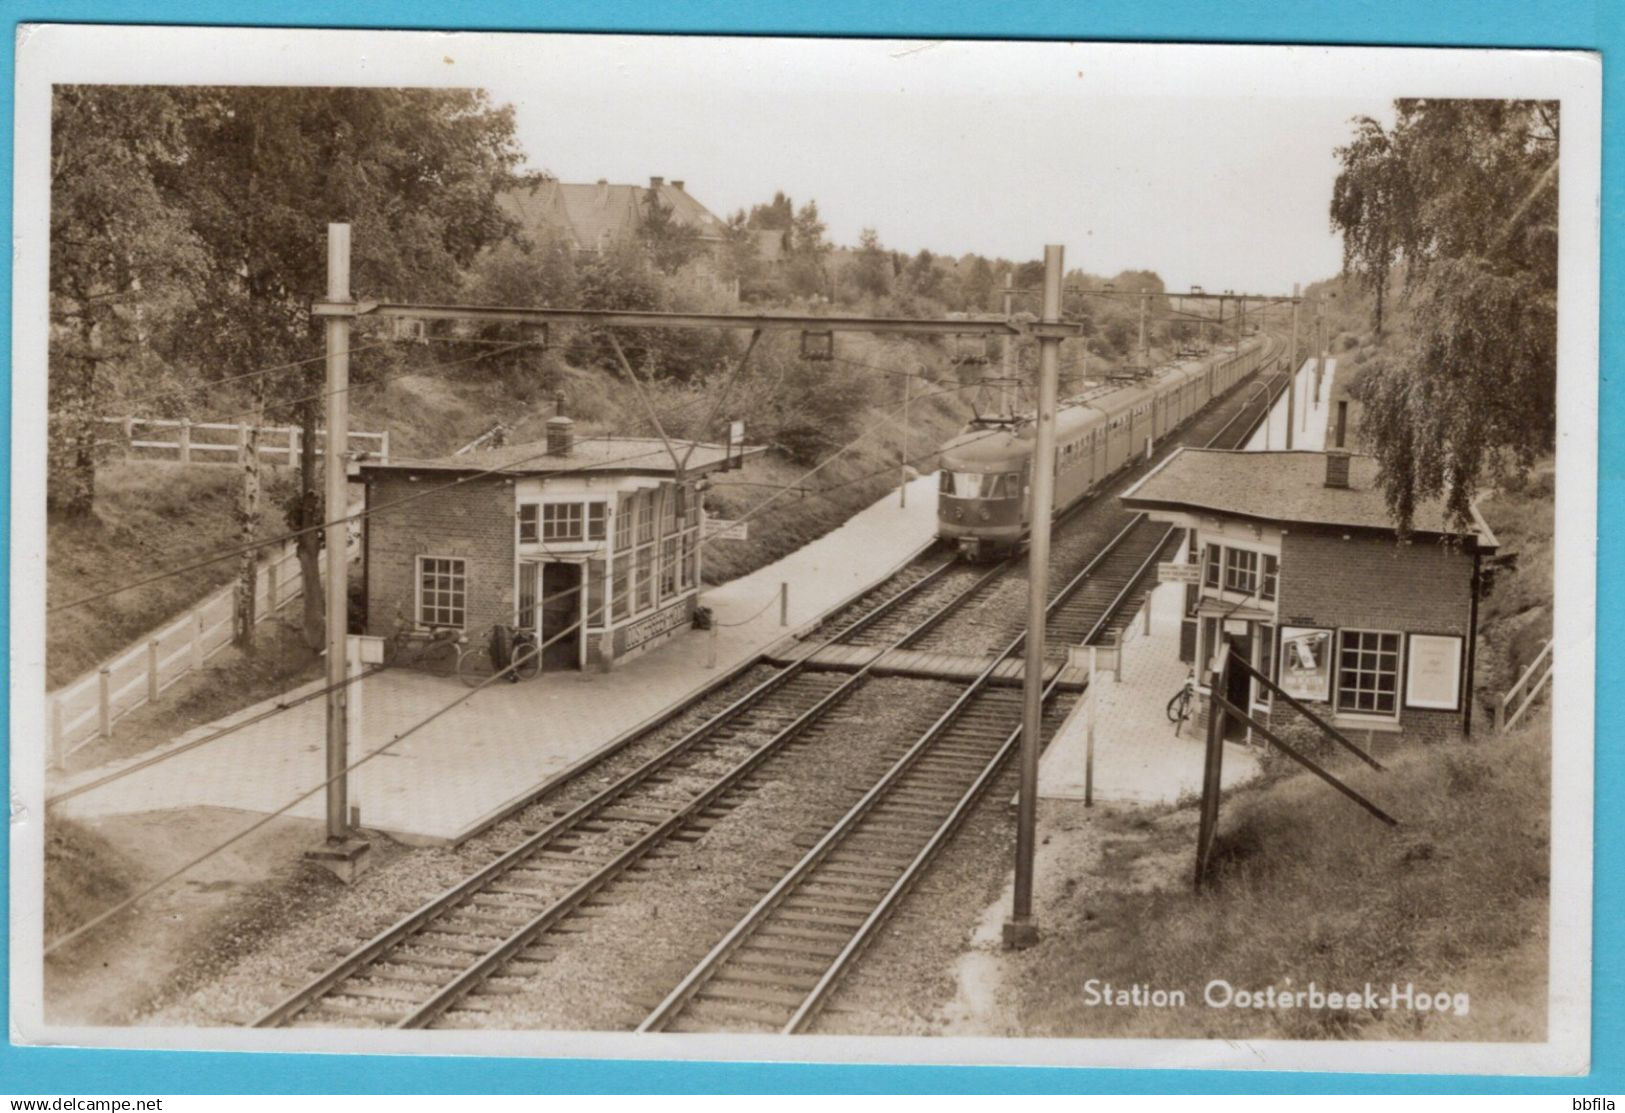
(1038, 568), (1263, 804)
(1246, 356), (1339, 452)
(53, 472), (944, 844)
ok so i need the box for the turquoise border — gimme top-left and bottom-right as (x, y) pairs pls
(3, 1), (1617, 1094)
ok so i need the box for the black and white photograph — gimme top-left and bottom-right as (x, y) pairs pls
(8, 25), (1600, 1075)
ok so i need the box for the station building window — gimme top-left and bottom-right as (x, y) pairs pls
(587, 502), (607, 541)
(1262, 554), (1279, 601)
(417, 556), (467, 628)
(1336, 629), (1402, 717)
(586, 558), (607, 627)
(1223, 547), (1260, 594)
(542, 502), (584, 542)
(518, 504), (539, 544)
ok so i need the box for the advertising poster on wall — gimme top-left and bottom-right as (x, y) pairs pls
(1279, 626), (1333, 702)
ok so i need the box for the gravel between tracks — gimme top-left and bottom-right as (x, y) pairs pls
(432, 676), (965, 1031)
(149, 664), (786, 1026)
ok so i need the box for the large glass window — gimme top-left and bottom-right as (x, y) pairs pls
(1204, 544), (1222, 589)
(1262, 554), (1279, 601)
(615, 493), (634, 551)
(518, 504), (539, 544)
(587, 502), (607, 541)
(634, 547), (653, 611)
(637, 490), (655, 544)
(1336, 629), (1402, 717)
(417, 556), (466, 628)
(660, 538), (678, 598)
(612, 558), (630, 621)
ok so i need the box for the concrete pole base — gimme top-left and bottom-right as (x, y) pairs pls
(305, 837), (373, 885)
(1002, 917), (1041, 949)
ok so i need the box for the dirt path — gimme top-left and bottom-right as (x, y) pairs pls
(43, 807), (329, 1027)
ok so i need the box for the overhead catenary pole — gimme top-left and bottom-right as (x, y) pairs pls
(1287, 283), (1299, 449)
(1137, 291), (1148, 369)
(1006, 244), (1065, 950)
(324, 223), (352, 845)
(899, 370), (911, 508)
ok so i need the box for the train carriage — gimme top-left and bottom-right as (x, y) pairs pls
(937, 336), (1273, 560)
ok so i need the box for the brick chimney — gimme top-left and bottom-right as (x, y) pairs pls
(672, 179), (685, 192)
(1324, 450), (1351, 489)
(649, 175), (664, 189)
(546, 415), (574, 456)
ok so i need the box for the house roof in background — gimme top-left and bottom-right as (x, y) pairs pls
(500, 179), (727, 252)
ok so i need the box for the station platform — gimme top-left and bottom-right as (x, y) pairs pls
(1246, 355), (1338, 452)
(1038, 569), (1263, 805)
(52, 471), (945, 845)
(766, 642), (1089, 690)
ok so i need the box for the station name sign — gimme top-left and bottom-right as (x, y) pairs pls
(704, 518), (749, 541)
(1157, 562), (1201, 584)
(623, 601), (691, 651)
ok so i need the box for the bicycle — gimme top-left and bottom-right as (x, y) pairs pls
(1167, 670), (1196, 736)
(383, 624), (464, 677)
(458, 623), (543, 687)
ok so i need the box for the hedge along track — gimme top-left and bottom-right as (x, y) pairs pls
(637, 512), (1176, 1034)
(253, 549), (1016, 1029)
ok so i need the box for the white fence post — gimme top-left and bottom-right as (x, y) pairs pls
(193, 610), (207, 670)
(267, 557), (280, 614)
(147, 638), (161, 702)
(238, 423), (251, 463)
(123, 416), (136, 458)
(97, 667), (112, 740)
(380, 429), (391, 462)
(178, 420), (192, 464)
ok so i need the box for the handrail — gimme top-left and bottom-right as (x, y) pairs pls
(1496, 637), (1554, 733)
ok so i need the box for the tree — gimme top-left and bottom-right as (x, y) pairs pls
(157, 87), (530, 648)
(48, 87), (204, 516)
(851, 228), (892, 298)
(963, 256), (996, 311)
(638, 194), (702, 275)
(747, 191), (795, 231)
(1329, 99), (1558, 530)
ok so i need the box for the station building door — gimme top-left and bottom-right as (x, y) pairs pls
(1223, 629), (1253, 741)
(540, 561), (583, 670)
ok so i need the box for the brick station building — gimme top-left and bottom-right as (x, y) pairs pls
(1121, 448), (1499, 747)
(359, 416), (747, 672)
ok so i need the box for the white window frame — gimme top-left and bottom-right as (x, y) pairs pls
(415, 555), (468, 630)
(1334, 627), (1404, 721)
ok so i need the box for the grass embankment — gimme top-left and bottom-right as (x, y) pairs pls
(1011, 712), (1550, 1041)
(47, 462), (299, 688)
(1475, 468), (1555, 703)
(44, 816), (136, 941)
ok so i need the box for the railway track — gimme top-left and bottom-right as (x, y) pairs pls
(255, 548), (1008, 1028)
(637, 507), (1173, 1033)
(637, 343), (1292, 1035)
(255, 339), (1291, 1032)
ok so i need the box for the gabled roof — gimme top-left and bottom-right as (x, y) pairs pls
(360, 435), (758, 479)
(1120, 448), (1498, 550)
(501, 180), (727, 253)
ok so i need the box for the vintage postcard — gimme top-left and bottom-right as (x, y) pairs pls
(8, 25), (1600, 1075)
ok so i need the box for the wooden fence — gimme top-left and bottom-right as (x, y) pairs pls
(48, 505), (363, 767)
(100, 417), (389, 465)
(1496, 637), (1554, 733)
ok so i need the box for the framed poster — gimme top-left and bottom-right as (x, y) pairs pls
(1278, 625), (1333, 702)
(1406, 632), (1466, 711)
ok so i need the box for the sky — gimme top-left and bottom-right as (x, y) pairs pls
(481, 37), (1396, 295)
